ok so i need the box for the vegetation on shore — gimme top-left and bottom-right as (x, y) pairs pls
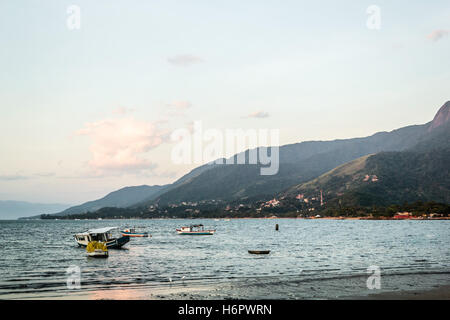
(39, 201), (449, 220)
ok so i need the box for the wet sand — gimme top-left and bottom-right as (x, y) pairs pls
(359, 285), (450, 300)
(9, 272), (450, 300)
(20, 284), (450, 300)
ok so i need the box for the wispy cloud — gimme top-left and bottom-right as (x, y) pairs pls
(0, 174), (29, 181)
(0, 172), (55, 181)
(167, 54), (204, 66)
(56, 166), (182, 180)
(76, 117), (169, 176)
(427, 29), (449, 42)
(246, 111), (270, 119)
(34, 172), (56, 178)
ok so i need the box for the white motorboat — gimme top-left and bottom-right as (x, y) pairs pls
(74, 227), (130, 249)
(176, 224), (216, 235)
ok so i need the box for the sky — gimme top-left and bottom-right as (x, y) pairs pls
(0, 0), (449, 205)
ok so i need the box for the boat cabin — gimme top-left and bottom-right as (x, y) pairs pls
(121, 227), (149, 237)
(75, 227), (120, 247)
(176, 224), (215, 235)
(181, 224), (205, 232)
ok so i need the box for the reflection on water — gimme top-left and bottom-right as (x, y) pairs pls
(0, 219), (449, 299)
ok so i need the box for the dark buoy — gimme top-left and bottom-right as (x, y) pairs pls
(275, 224), (279, 231)
(248, 250), (270, 255)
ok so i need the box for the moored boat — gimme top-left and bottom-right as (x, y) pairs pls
(176, 224), (215, 235)
(74, 227), (130, 249)
(121, 228), (150, 237)
(248, 250), (271, 255)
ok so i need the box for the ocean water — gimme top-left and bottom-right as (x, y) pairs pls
(0, 219), (449, 299)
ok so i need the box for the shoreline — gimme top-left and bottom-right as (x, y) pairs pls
(10, 283), (450, 301)
(353, 285), (450, 300)
(15, 217), (450, 221)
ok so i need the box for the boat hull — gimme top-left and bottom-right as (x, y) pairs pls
(121, 232), (149, 237)
(176, 230), (215, 235)
(87, 250), (109, 258)
(248, 250), (271, 255)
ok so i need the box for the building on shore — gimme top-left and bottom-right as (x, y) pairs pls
(394, 212), (412, 219)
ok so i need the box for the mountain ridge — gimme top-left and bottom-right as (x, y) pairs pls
(44, 101), (450, 217)
(52, 184), (168, 216)
(0, 201), (71, 220)
(146, 101), (448, 207)
(147, 123), (429, 206)
(428, 101), (450, 131)
(285, 121), (450, 207)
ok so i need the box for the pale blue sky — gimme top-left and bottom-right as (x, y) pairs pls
(0, 0), (449, 204)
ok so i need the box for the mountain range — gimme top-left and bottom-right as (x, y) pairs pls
(287, 146), (449, 207)
(285, 104), (449, 208)
(42, 101), (450, 218)
(49, 185), (168, 216)
(0, 201), (71, 220)
(144, 101), (448, 207)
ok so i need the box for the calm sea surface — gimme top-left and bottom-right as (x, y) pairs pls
(0, 219), (449, 299)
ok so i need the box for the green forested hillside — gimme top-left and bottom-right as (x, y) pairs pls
(288, 148), (450, 207)
(285, 116), (450, 208)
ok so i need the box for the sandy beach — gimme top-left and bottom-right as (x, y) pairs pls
(15, 283), (450, 300)
(8, 271), (450, 300)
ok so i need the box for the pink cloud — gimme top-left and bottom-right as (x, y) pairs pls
(427, 29), (449, 42)
(76, 117), (168, 175)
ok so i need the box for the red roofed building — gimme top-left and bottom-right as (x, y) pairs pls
(394, 212), (412, 219)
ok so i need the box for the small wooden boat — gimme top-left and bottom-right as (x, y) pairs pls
(248, 250), (271, 255)
(121, 228), (149, 237)
(74, 227), (130, 249)
(176, 224), (215, 235)
(86, 241), (108, 258)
